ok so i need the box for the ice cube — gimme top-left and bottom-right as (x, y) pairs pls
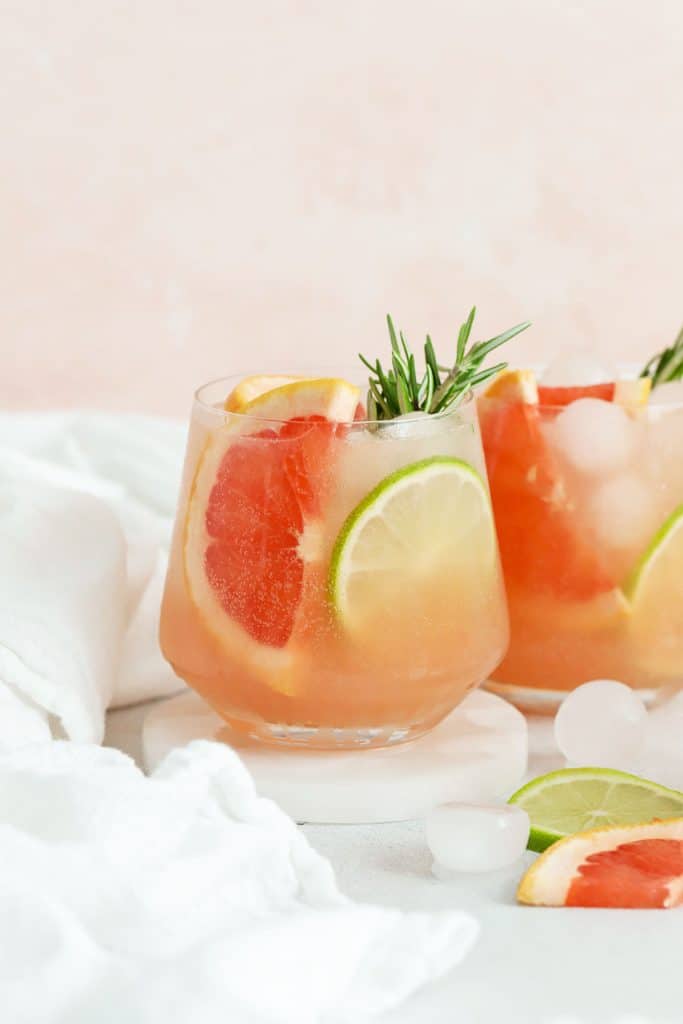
(426, 801), (530, 873)
(378, 411), (442, 441)
(648, 380), (683, 406)
(551, 398), (637, 476)
(554, 680), (647, 768)
(542, 352), (614, 387)
(587, 474), (658, 551)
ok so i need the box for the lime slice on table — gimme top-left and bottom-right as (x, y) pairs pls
(510, 767), (683, 853)
(623, 504), (683, 676)
(329, 456), (497, 634)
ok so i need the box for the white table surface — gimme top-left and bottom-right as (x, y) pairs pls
(105, 703), (681, 1024)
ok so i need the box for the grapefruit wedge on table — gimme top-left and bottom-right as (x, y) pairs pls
(184, 378), (360, 692)
(518, 819), (683, 908)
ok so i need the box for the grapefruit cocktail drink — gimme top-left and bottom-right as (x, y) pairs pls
(479, 333), (683, 712)
(160, 311), (525, 748)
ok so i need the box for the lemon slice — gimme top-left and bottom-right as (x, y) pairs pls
(623, 504), (683, 676)
(510, 767), (683, 853)
(329, 456), (497, 635)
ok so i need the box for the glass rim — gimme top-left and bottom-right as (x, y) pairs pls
(193, 373), (475, 427)
(477, 371), (683, 413)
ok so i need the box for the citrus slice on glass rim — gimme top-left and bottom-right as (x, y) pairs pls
(184, 378), (360, 692)
(224, 374), (306, 412)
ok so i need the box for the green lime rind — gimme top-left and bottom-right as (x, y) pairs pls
(623, 503), (683, 600)
(328, 455), (489, 622)
(509, 766), (683, 853)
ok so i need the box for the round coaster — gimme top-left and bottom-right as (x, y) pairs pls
(143, 689), (528, 824)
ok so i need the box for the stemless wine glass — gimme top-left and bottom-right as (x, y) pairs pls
(160, 373), (509, 749)
(479, 381), (683, 713)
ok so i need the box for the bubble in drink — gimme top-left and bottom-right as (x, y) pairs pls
(554, 680), (648, 768)
(426, 801), (530, 873)
(551, 398), (637, 476)
(587, 474), (657, 551)
(542, 352), (614, 387)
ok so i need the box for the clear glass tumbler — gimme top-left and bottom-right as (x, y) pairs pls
(160, 374), (509, 748)
(479, 386), (683, 712)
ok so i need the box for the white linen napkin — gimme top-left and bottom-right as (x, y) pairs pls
(0, 411), (188, 745)
(0, 738), (478, 1023)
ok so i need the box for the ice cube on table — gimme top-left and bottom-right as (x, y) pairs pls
(554, 680), (648, 769)
(426, 801), (530, 873)
(648, 380), (683, 406)
(551, 398), (637, 476)
(587, 474), (657, 551)
(542, 352), (614, 387)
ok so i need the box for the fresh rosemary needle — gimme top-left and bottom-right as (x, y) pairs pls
(641, 325), (683, 388)
(359, 308), (531, 422)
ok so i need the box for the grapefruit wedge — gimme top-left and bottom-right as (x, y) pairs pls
(184, 378), (360, 692)
(518, 819), (683, 908)
(480, 375), (614, 600)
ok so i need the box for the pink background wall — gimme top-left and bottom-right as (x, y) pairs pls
(2, 2), (682, 416)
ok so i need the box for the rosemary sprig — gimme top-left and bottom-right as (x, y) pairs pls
(640, 325), (683, 387)
(360, 309), (531, 421)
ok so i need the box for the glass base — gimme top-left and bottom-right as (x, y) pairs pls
(485, 679), (660, 716)
(221, 714), (442, 751)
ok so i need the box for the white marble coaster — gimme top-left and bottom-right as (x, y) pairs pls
(143, 689), (528, 824)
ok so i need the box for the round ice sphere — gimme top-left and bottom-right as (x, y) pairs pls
(554, 680), (647, 768)
(426, 801), (530, 873)
(542, 352), (613, 387)
(587, 474), (657, 551)
(648, 380), (683, 406)
(552, 398), (637, 476)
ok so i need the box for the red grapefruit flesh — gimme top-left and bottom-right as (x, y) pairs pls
(518, 819), (683, 909)
(184, 379), (360, 684)
(204, 415), (335, 647)
(566, 837), (683, 908)
(479, 396), (614, 600)
(538, 382), (616, 407)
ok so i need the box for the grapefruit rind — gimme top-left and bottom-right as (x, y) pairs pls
(517, 817), (683, 907)
(241, 378), (361, 423)
(484, 368), (538, 404)
(329, 456), (496, 635)
(510, 766), (683, 853)
(613, 377), (652, 413)
(225, 374), (305, 412)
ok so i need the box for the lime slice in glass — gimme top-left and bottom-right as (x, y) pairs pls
(510, 767), (683, 853)
(329, 455), (496, 636)
(623, 504), (683, 676)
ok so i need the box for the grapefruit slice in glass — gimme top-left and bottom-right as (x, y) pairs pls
(184, 378), (360, 692)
